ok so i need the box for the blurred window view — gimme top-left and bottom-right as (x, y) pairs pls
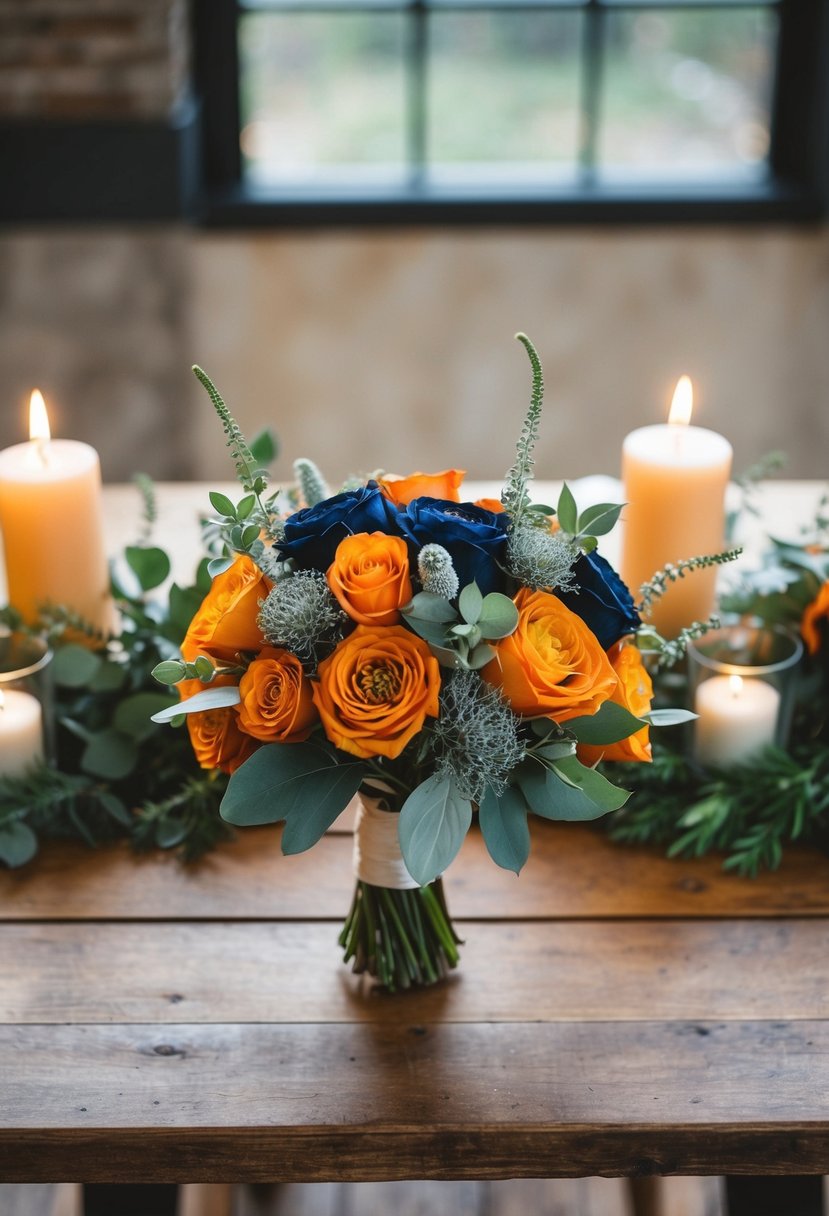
(237, 1), (777, 192)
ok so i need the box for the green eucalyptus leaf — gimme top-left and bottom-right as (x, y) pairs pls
(125, 546), (171, 592)
(220, 742), (365, 854)
(646, 708), (698, 727)
(152, 660), (187, 686)
(477, 593), (519, 640)
(566, 701), (646, 745)
(452, 622), (478, 639)
(52, 644), (102, 689)
(520, 757), (629, 821)
(458, 581), (483, 625)
(535, 740), (577, 761)
(478, 785), (530, 874)
(88, 661), (127, 694)
(577, 501), (625, 538)
(236, 494), (256, 520)
(196, 558), (213, 594)
(151, 686), (240, 723)
(155, 819), (188, 849)
(98, 792), (131, 826)
(207, 556), (234, 578)
(241, 523), (261, 549)
(0, 820), (38, 868)
(428, 643), (464, 669)
(81, 730), (138, 780)
(249, 427), (278, 465)
(404, 615), (452, 647)
(209, 491), (237, 519)
(466, 642), (497, 670)
(114, 692), (176, 741)
(168, 583), (204, 637)
(403, 592), (458, 624)
(194, 656), (215, 682)
(580, 535), (599, 554)
(398, 773), (472, 887)
(557, 482), (578, 535)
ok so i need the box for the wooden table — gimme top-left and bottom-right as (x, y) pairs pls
(1, 482), (828, 1212)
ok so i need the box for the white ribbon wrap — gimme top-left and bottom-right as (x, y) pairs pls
(353, 784), (419, 890)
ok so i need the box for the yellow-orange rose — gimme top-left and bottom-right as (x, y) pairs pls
(802, 581), (829, 656)
(379, 469), (465, 507)
(181, 555), (270, 665)
(578, 641), (653, 765)
(327, 532), (413, 626)
(482, 587), (618, 722)
(313, 625), (440, 759)
(237, 646), (317, 743)
(187, 704), (257, 774)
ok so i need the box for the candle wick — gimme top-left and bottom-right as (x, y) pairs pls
(33, 438), (48, 469)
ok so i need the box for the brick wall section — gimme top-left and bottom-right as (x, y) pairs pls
(0, 0), (190, 119)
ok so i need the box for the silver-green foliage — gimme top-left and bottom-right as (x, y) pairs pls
(417, 544), (459, 601)
(193, 365), (267, 495)
(506, 523), (577, 592)
(257, 571), (347, 664)
(293, 458), (329, 508)
(431, 669), (525, 802)
(501, 332), (544, 523)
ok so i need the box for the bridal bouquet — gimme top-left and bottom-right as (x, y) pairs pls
(153, 334), (689, 989)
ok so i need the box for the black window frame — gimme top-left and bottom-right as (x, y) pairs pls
(194, 0), (829, 226)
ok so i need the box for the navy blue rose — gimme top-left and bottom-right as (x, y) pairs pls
(397, 498), (510, 595)
(277, 483), (401, 573)
(556, 551), (641, 650)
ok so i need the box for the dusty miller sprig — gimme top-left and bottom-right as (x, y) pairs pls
(501, 332), (544, 524)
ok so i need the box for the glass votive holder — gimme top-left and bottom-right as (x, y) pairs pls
(0, 630), (55, 776)
(686, 625), (803, 769)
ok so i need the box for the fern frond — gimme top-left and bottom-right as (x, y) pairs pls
(192, 366), (267, 494)
(501, 332), (545, 522)
(637, 547), (742, 616)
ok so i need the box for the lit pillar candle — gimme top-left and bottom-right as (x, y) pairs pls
(0, 391), (111, 633)
(694, 674), (779, 768)
(0, 688), (44, 777)
(620, 376), (733, 639)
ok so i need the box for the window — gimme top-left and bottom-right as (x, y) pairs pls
(196, 0), (829, 223)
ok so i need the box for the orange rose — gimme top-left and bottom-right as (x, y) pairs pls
(578, 642), (653, 765)
(472, 497), (505, 514)
(237, 646), (317, 743)
(313, 624), (440, 760)
(181, 555), (270, 665)
(482, 587), (618, 723)
(187, 705), (257, 774)
(327, 533), (413, 626)
(379, 469), (465, 507)
(802, 581), (829, 655)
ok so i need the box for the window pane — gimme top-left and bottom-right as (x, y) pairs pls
(427, 11), (583, 186)
(239, 12), (407, 188)
(598, 8), (776, 178)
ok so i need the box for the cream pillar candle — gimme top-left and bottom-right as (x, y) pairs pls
(0, 688), (44, 777)
(0, 391), (111, 632)
(693, 674), (779, 768)
(620, 377), (732, 639)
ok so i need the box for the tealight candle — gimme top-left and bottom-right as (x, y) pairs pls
(0, 687), (44, 777)
(620, 376), (732, 639)
(0, 390), (111, 632)
(694, 674), (780, 768)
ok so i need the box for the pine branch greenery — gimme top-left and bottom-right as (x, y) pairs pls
(607, 737), (829, 877)
(637, 547), (743, 616)
(192, 365), (268, 495)
(501, 332), (544, 523)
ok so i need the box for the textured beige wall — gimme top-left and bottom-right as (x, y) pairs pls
(1, 225), (827, 484)
(190, 226), (829, 487)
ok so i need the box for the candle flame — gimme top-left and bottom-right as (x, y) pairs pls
(29, 390), (51, 443)
(729, 674), (743, 698)
(668, 375), (693, 426)
(0, 690), (5, 711)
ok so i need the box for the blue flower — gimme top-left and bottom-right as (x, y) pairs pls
(397, 498), (510, 595)
(277, 483), (401, 572)
(556, 551), (641, 650)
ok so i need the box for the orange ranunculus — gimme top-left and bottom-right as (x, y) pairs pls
(313, 624), (440, 760)
(237, 646), (317, 743)
(181, 555), (271, 665)
(577, 641), (653, 765)
(379, 469), (465, 507)
(802, 581), (829, 656)
(327, 532), (413, 626)
(482, 587), (618, 723)
(187, 704), (257, 774)
(472, 497), (505, 514)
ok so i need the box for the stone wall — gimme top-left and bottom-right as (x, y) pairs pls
(0, 0), (188, 118)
